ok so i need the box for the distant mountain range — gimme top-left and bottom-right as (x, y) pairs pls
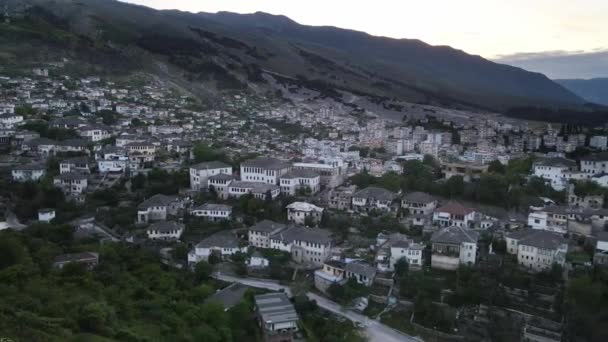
(555, 78), (608, 106)
(1, 0), (585, 112)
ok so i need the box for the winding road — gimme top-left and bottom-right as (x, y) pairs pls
(212, 273), (422, 342)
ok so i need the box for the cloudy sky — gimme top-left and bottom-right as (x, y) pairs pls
(122, 0), (608, 78)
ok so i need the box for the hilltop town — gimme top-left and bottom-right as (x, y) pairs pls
(2, 62), (608, 342)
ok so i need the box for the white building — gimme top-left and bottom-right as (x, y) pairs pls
(286, 202), (324, 226)
(390, 239), (424, 269)
(38, 208), (56, 223)
(53, 172), (88, 202)
(589, 136), (608, 151)
(351, 186), (396, 213)
(269, 225), (333, 266)
(0, 113), (24, 128)
(279, 169), (320, 196)
(430, 226), (479, 270)
(96, 146), (129, 173)
(433, 202), (476, 228)
(248, 220), (287, 249)
(137, 194), (180, 224)
(293, 162), (345, 188)
(254, 293), (299, 341)
(227, 181), (280, 200)
(580, 153), (608, 178)
(240, 157), (291, 185)
(12, 163), (46, 182)
(146, 221), (184, 240)
(533, 157), (577, 190)
(190, 203), (232, 221)
(507, 229), (567, 272)
(527, 207), (568, 234)
(59, 157), (90, 174)
(344, 262), (377, 287)
(78, 124), (111, 142)
(188, 230), (247, 264)
(401, 191), (437, 215)
(189, 161), (232, 191)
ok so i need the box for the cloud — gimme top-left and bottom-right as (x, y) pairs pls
(494, 49), (608, 79)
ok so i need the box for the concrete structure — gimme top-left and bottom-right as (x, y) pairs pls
(345, 261), (377, 286)
(240, 157), (291, 185)
(38, 208), (56, 223)
(188, 230), (247, 264)
(249, 220), (287, 249)
(254, 293), (299, 342)
(508, 229), (568, 272)
(433, 202), (476, 228)
(286, 202), (323, 226)
(270, 225), (333, 266)
(146, 221), (184, 240)
(401, 191), (437, 215)
(533, 157), (577, 191)
(581, 153), (608, 178)
(390, 239), (424, 269)
(279, 169), (320, 196)
(441, 160), (489, 181)
(137, 194), (180, 224)
(227, 181), (280, 200)
(53, 172), (88, 202)
(430, 226), (479, 270)
(59, 157), (90, 174)
(314, 260), (346, 293)
(190, 203), (232, 221)
(12, 163), (46, 181)
(293, 162), (345, 188)
(208, 173), (237, 199)
(351, 186), (396, 213)
(96, 146), (129, 173)
(190, 161), (232, 191)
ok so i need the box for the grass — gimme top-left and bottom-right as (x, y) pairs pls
(380, 310), (417, 335)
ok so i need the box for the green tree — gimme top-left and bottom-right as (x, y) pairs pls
(194, 261), (213, 282)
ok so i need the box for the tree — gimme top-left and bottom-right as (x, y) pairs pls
(0, 234), (25, 270)
(394, 257), (409, 278)
(193, 143), (219, 163)
(488, 160), (506, 174)
(194, 261), (213, 282)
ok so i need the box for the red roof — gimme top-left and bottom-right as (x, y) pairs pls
(437, 202), (474, 216)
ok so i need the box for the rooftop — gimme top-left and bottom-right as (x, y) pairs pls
(286, 202), (324, 212)
(436, 201), (474, 216)
(255, 292), (299, 325)
(353, 186), (396, 201)
(431, 226), (480, 245)
(147, 221), (184, 233)
(195, 230), (243, 248)
(191, 161), (231, 171)
(241, 157), (291, 170)
(138, 194), (178, 210)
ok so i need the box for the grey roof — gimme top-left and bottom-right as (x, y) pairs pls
(597, 231), (608, 242)
(534, 157), (576, 168)
(281, 169), (320, 179)
(271, 225), (332, 244)
(431, 226), (480, 245)
(518, 230), (566, 250)
(205, 283), (249, 310)
(196, 230), (242, 248)
(54, 252), (98, 264)
(345, 262), (377, 279)
(229, 181), (279, 194)
(13, 162), (46, 171)
(191, 161), (231, 170)
(241, 157), (291, 170)
(56, 139), (88, 147)
(138, 194), (178, 210)
(353, 187), (396, 201)
(147, 221), (184, 233)
(249, 220), (287, 233)
(581, 152), (608, 162)
(255, 292), (299, 325)
(324, 259), (346, 269)
(25, 137), (56, 146)
(61, 156), (89, 164)
(194, 203), (232, 212)
(403, 191), (435, 204)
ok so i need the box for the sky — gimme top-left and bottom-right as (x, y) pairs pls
(122, 0), (608, 78)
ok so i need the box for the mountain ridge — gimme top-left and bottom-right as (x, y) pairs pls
(1, 0), (584, 112)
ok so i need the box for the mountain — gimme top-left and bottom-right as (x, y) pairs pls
(555, 78), (608, 106)
(1, 0), (584, 111)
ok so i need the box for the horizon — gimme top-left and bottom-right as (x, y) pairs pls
(121, 0), (608, 78)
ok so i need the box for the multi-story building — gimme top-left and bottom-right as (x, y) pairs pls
(12, 163), (46, 182)
(351, 186), (396, 213)
(227, 181), (280, 200)
(248, 220), (287, 249)
(326, 185), (357, 210)
(59, 157), (90, 174)
(189, 161), (232, 191)
(433, 202), (476, 228)
(137, 194), (180, 224)
(430, 226), (479, 270)
(292, 162), (345, 188)
(240, 157), (291, 185)
(507, 229), (567, 272)
(589, 136), (608, 151)
(279, 169), (320, 196)
(580, 153), (608, 178)
(401, 191), (437, 215)
(390, 239), (424, 269)
(527, 206), (568, 234)
(188, 230), (247, 264)
(96, 146), (129, 173)
(286, 202), (324, 226)
(53, 172), (88, 202)
(533, 157), (577, 190)
(254, 293), (299, 342)
(208, 173), (237, 199)
(146, 221), (184, 240)
(268, 225), (333, 266)
(190, 203), (232, 221)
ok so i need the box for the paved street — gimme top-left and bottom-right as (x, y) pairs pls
(213, 273), (422, 342)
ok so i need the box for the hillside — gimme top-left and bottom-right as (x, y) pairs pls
(556, 78), (608, 106)
(1, 0), (584, 112)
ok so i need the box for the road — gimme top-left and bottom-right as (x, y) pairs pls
(213, 273), (422, 342)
